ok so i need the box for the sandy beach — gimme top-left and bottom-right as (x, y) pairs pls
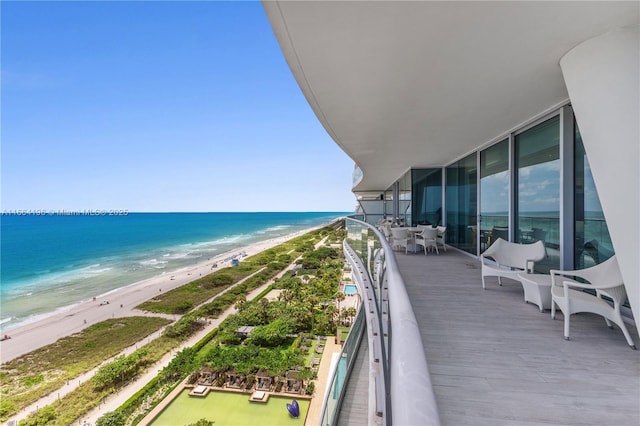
(0, 227), (319, 364)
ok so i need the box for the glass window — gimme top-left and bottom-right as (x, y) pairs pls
(411, 169), (442, 226)
(480, 139), (509, 252)
(515, 116), (560, 273)
(446, 153), (477, 255)
(398, 170), (412, 226)
(574, 124), (613, 268)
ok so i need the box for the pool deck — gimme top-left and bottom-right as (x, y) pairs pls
(305, 337), (342, 425)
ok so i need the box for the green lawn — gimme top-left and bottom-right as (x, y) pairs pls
(150, 390), (309, 426)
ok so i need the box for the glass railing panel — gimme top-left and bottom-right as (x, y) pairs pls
(325, 216), (440, 426)
(319, 306), (365, 425)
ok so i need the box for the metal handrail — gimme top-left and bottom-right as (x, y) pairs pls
(343, 240), (387, 424)
(344, 216), (440, 426)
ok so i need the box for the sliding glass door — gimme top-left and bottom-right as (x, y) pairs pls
(446, 153), (477, 255)
(411, 169), (442, 226)
(515, 116), (560, 272)
(480, 139), (509, 252)
(574, 124), (613, 268)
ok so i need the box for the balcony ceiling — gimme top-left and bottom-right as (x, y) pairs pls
(264, 1), (638, 193)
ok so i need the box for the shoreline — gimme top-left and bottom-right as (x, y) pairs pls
(0, 224), (328, 364)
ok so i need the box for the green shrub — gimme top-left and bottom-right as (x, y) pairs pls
(19, 405), (56, 426)
(187, 419), (215, 426)
(96, 411), (126, 426)
(306, 381), (315, 395)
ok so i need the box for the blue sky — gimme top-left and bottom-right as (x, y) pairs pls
(1, 1), (355, 212)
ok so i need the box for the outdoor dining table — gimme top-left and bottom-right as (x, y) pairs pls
(404, 227), (423, 253)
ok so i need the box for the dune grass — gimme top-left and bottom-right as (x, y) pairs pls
(0, 317), (171, 422)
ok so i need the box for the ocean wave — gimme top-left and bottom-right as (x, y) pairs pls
(256, 225), (292, 234)
(139, 259), (169, 266)
(2, 213), (338, 331)
(0, 298), (87, 333)
(1, 264), (115, 297)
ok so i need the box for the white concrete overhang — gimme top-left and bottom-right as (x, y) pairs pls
(263, 1), (638, 193)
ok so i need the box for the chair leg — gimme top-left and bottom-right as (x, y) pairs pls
(611, 312), (637, 349)
(604, 317), (613, 329)
(564, 314), (571, 341)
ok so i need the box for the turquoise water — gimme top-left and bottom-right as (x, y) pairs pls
(0, 212), (346, 331)
(343, 285), (357, 296)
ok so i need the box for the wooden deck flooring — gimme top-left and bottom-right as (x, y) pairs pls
(396, 248), (640, 426)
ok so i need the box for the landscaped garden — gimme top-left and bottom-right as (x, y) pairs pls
(150, 389), (310, 425)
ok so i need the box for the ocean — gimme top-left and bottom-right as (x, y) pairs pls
(0, 212), (346, 332)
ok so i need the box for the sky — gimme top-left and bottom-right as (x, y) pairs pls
(1, 1), (356, 212)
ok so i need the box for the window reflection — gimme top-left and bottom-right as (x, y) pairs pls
(411, 169), (442, 226)
(446, 153), (477, 255)
(575, 125), (613, 268)
(480, 139), (509, 252)
(516, 116), (560, 273)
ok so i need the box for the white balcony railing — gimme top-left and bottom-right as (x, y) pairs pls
(320, 217), (440, 425)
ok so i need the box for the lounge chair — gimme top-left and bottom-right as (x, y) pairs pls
(481, 238), (546, 289)
(550, 255), (636, 349)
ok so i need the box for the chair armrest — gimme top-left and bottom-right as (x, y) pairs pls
(561, 280), (592, 291)
(550, 269), (586, 286)
(524, 258), (538, 273)
(480, 253), (493, 265)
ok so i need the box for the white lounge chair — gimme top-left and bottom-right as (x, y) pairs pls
(550, 256), (636, 349)
(480, 238), (546, 289)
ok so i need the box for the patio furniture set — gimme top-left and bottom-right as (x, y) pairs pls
(481, 238), (636, 349)
(378, 220), (446, 255)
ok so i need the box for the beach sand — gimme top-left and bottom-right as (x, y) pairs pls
(0, 227), (318, 364)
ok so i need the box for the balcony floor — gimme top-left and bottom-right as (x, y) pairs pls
(396, 248), (640, 426)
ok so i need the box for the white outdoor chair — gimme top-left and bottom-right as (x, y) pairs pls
(480, 238), (546, 289)
(550, 255), (636, 349)
(391, 227), (411, 254)
(415, 227), (438, 255)
(379, 224), (392, 242)
(436, 226), (447, 252)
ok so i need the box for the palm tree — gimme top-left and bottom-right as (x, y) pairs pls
(259, 297), (270, 324)
(281, 288), (295, 306)
(335, 291), (346, 312)
(345, 307), (357, 325)
(234, 298), (246, 312)
(325, 305), (338, 324)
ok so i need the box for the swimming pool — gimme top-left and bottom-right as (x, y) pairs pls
(344, 285), (357, 295)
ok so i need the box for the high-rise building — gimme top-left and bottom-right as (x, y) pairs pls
(265, 2), (639, 424)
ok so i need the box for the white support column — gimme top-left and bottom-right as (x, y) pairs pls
(560, 25), (640, 335)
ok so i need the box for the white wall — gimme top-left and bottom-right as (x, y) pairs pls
(560, 25), (640, 336)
